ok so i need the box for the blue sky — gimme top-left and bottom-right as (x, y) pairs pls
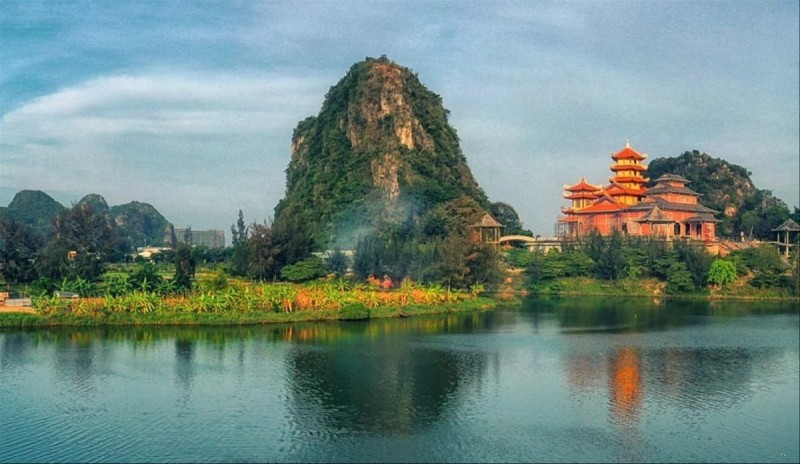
(1, 1), (798, 237)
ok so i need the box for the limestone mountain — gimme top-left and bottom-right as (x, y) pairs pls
(0, 190), (65, 238)
(648, 150), (793, 238)
(273, 56), (492, 252)
(1, 190), (174, 249)
(109, 201), (174, 248)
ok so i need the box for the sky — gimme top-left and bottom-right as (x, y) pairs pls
(1, 1), (798, 239)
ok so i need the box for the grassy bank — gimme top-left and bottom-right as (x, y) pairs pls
(529, 276), (799, 301)
(0, 297), (497, 328)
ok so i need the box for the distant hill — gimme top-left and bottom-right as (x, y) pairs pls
(109, 201), (173, 248)
(272, 56), (497, 253)
(1, 191), (174, 249)
(648, 150), (792, 238)
(0, 190), (65, 238)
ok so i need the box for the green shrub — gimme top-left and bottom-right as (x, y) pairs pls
(281, 256), (327, 282)
(339, 303), (370, 321)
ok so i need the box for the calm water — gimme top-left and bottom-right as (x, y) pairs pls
(1, 297), (798, 463)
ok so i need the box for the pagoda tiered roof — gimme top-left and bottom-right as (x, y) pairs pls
(611, 143), (647, 161)
(564, 191), (600, 200)
(571, 194), (621, 213)
(609, 175), (649, 184)
(604, 182), (648, 197)
(610, 163), (647, 172)
(564, 176), (602, 192)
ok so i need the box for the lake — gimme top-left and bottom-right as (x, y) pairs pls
(1, 297), (798, 463)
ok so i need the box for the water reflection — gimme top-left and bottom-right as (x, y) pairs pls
(0, 298), (796, 463)
(525, 294), (798, 332)
(608, 347), (642, 430)
(284, 317), (493, 437)
(174, 338), (196, 394)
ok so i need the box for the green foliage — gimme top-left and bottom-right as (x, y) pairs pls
(674, 241), (713, 289)
(108, 201), (171, 249)
(272, 57), (490, 252)
(339, 303), (370, 321)
(58, 277), (98, 297)
(204, 271), (229, 293)
(248, 223), (279, 281)
(490, 201), (531, 236)
(707, 259), (737, 288)
(174, 242), (196, 291)
(326, 248), (350, 277)
(228, 210), (250, 277)
(581, 230), (626, 280)
(0, 217), (43, 284)
(129, 262), (164, 292)
(28, 276), (57, 297)
(504, 248), (533, 268)
(3, 190), (65, 239)
(103, 274), (132, 297)
(280, 256), (328, 282)
(527, 249), (595, 284)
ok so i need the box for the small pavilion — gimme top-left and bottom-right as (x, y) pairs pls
(470, 213), (504, 248)
(772, 219), (800, 258)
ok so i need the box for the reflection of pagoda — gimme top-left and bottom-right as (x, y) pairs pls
(558, 142), (720, 241)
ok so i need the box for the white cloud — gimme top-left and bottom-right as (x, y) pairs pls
(0, 72), (329, 230)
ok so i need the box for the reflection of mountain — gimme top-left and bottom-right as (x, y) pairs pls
(285, 327), (490, 437)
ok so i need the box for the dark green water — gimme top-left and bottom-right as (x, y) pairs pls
(1, 297), (798, 463)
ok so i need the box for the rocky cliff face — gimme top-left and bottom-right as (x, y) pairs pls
(273, 56), (489, 249)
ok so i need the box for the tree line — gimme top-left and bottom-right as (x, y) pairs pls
(508, 230), (799, 295)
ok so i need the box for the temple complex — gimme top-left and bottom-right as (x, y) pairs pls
(558, 143), (720, 241)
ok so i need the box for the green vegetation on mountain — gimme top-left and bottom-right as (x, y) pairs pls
(648, 150), (795, 239)
(0, 190), (65, 239)
(273, 56), (492, 252)
(109, 201), (173, 248)
(267, 56), (511, 288)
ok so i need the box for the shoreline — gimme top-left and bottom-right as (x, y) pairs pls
(0, 298), (498, 329)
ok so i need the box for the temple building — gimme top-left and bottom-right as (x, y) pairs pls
(558, 143), (720, 240)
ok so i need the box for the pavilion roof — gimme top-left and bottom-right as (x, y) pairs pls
(684, 213), (721, 223)
(625, 197), (718, 214)
(653, 173), (690, 184)
(634, 205), (674, 223)
(474, 213), (503, 228)
(772, 219), (800, 232)
(646, 183), (700, 197)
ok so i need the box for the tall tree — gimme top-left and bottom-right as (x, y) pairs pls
(249, 222), (279, 281)
(174, 228), (196, 290)
(228, 210), (251, 277)
(0, 217), (43, 284)
(43, 203), (115, 280)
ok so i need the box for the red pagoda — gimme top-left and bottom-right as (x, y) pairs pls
(558, 143), (720, 240)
